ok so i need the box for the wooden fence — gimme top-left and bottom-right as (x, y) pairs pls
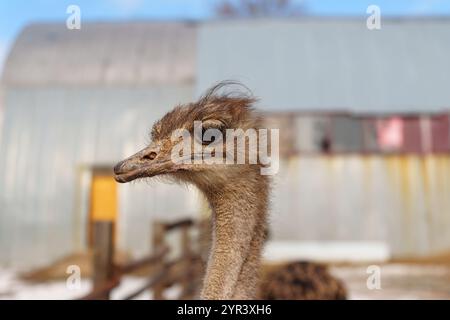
(79, 218), (205, 300)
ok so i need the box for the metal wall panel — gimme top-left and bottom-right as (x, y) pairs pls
(294, 116), (330, 153)
(431, 115), (450, 152)
(0, 86), (201, 268)
(271, 155), (450, 257)
(332, 116), (364, 152)
(403, 118), (423, 153)
(2, 87), (450, 267)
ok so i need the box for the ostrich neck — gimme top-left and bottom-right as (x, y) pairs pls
(198, 170), (269, 300)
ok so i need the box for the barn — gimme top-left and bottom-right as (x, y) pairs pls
(197, 18), (450, 259)
(1, 18), (450, 269)
(0, 22), (201, 268)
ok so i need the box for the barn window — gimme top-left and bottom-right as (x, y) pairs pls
(331, 116), (364, 153)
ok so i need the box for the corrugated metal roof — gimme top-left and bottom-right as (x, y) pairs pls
(2, 21), (196, 86)
(197, 18), (450, 113)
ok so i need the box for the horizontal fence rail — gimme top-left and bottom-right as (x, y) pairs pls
(79, 218), (204, 300)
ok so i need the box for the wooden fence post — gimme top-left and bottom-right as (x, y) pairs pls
(93, 221), (114, 300)
(152, 221), (166, 299)
(180, 225), (192, 297)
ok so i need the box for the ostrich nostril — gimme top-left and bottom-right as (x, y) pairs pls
(142, 152), (157, 161)
(113, 161), (124, 174)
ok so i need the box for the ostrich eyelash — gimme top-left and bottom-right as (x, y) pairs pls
(202, 119), (228, 130)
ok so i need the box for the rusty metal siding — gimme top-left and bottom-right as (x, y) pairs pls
(271, 155), (450, 257)
(267, 113), (450, 257)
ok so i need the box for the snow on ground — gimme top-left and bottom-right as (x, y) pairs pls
(0, 267), (91, 299)
(0, 268), (181, 300)
(264, 241), (390, 263)
(331, 264), (450, 300)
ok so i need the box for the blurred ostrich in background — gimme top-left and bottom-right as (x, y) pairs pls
(259, 261), (347, 300)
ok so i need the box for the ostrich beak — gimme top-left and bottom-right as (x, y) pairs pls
(113, 144), (174, 183)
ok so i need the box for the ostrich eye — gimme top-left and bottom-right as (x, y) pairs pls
(195, 121), (226, 146)
(201, 127), (209, 145)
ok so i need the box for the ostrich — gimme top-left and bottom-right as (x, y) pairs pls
(114, 83), (270, 299)
(259, 261), (347, 300)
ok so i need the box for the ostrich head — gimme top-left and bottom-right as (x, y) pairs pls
(114, 83), (266, 191)
(113, 82), (273, 300)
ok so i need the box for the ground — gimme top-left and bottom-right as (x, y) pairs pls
(0, 268), (181, 300)
(1, 263), (450, 299)
(331, 263), (450, 299)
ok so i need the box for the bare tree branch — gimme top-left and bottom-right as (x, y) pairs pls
(215, 0), (306, 18)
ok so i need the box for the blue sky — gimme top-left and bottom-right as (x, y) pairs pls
(1, 0), (450, 71)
